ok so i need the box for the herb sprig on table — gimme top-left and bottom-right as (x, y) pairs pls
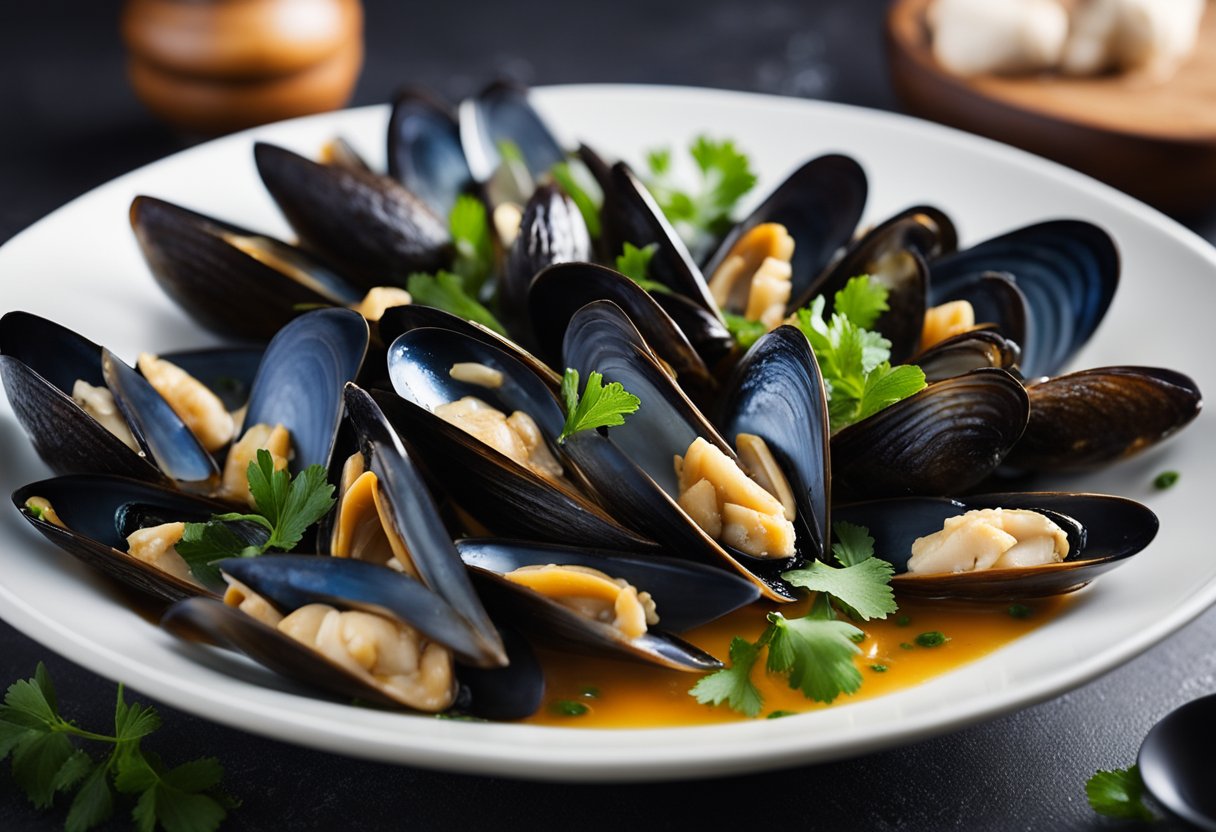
(0, 663), (235, 832)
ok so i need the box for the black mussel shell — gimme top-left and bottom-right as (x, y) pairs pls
(254, 142), (451, 288)
(929, 220), (1119, 379)
(528, 262), (717, 403)
(387, 88), (474, 218)
(934, 271), (1029, 365)
(1003, 367), (1202, 473)
(833, 492), (1158, 599)
(708, 154), (868, 311)
(242, 308), (369, 474)
(503, 184), (592, 328)
(12, 475), (231, 600)
(344, 384), (508, 667)
(651, 291), (736, 369)
(560, 300), (799, 602)
(130, 196), (362, 341)
(717, 326), (831, 561)
(459, 80), (565, 184)
(912, 328), (1021, 383)
(321, 136), (373, 173)
(831, 369), (1030, 499)
(453, 624), (544, 720)
(457, 538), (761, 632)
(382, 328), (654, 550)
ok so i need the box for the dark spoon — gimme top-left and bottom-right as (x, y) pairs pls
(1138, 692), (1216, 830)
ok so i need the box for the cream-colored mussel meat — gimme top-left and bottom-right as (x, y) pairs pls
(502, 565), (659, 639)
(708, 223), (795, 332)
(907, 508), (1070, 574)
(223, 579), (456, 712)
(330, 451), (421, 578)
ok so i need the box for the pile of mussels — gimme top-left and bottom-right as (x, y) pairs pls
(0, 82), (1203, 720)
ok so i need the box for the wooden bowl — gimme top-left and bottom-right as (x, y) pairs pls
(886, 0), (1216, 216)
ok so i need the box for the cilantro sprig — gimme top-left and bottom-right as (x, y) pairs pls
(691, 522), (897, 715)
(557, 368), (641, 444)
(614, 242), (669, 294)
(406, 270), (507, 336)
(447, 195), (494, 294)
(645, 136), (757, 256)
(792, 275), (927, 432)
(175, 450), (335, 586)
(550, 161), (602, 240)
(0, 663), (235, 832)
(1086, 765), (1155, 821)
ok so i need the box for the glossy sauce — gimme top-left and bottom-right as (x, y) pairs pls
(523, 594), (1070, 727)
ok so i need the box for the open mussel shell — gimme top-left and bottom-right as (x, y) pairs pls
(456, 538), (761, 632)
(929, 220), (1119, 379)
(130, 196), (362, 341)
(377, 304), (560, 392)
(528, 262), (717, 403)
(833, 492), (1158, 599)
(831, 368), (1030, 499)
(382, 327), (654, 550)
(717, 325), (831, 561)
(934, 271), (1029, 363)
(459, 80), (566, 185)
(560, 300), (800, 602)
(912, 328), (1021, 383)
(503, 184), (592, 328)
(387, 88), (474, 218)
(254, 142), (451, 288)
(12, 475), (232, 600)
(343, 383), (508, 667)
(708, 154), (869, 310)
(650, 291), (735, 370)
(1003, 367), (1202, 473)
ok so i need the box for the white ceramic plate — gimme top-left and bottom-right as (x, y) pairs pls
(0, 85), (1212, 782)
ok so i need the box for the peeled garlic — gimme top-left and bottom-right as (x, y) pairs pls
(929, 0), (1069, 76)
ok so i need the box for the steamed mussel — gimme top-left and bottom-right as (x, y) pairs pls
(5, 81), (1203, 725)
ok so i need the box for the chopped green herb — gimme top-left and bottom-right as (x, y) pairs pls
(1008, 604), (1033, 620)
(548, 700), (590, 717)
(176, 449), (336, 585)
(896, 615), (911, 628)
(766, 710), (798, 720)
(830, 521), (878, 567)
(644, 136), (757, 253)
(914, 631), (949, 648)
(551, 161), (602, 239)
(690, 637), (765, 718)
(23, 499), (45, 520)
(722, 313), (767, 349)
(869, 664), (889, 673)
(1086, 766), (1155, 821)
(557, 368), (641, 444)
(765, 612), (865, 703)
(899, 642), (914, 650)
(614, 243), (669, 293)
(406, 271), (507, 336)
(792, 276), (928, 432)
(448, 195), (494, 293)
(433, 712), (488, 722)
(1153, 470), (1180, 490)
(0, 663), (234, 832)
(782, 558), (896, 622)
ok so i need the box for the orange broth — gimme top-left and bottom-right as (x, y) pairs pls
(522, 594), (1069, 727)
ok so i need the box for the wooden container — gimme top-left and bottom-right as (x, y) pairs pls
(886, 0), (1216, 216)
(122, 0), (363, 135)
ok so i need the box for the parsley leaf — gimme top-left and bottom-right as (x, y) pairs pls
(766, 612), (865, 703)
(557, 368), (641, 444)
(614, 243), (669, 293)
(1086, 765), (1155, 821)
(831, 521), (877, 567)
(792, 276), (927, 432)
(551, 161), (602, 240)
(644, 135), (757, 253)
(447, 195), (494, 293)
(176, 450), (336, 584)
(1153, 470), (1180, 490)
(0, 665), (233, 832)
(782, 558), (896, 622)
(406, 270), (507, 336)
(722, 313), (767, 350)
(689, 637), (765, 717)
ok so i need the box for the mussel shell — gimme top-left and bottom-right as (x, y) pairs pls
(130, 196), (361, 341)
(459, 80), (566, 184)
(707, 154), (868, 310)
(456, 538), (761, 632)
(452, 624), (544, 720)
(254, 142), (451, 287)
(833, 492), (1158, 599)
(321, 136), (373, 173)
(343, 383), (508, 667)
(1003, 366), (1203, 472)
(935, 271), (1029, 365)
(242, 308), (369, 474)
(382, 328), (654, 550)
(528, 262), (717, 402)
(650, 291), (736, 369)
(12, 475), (230, 600)
(503, 184), (592, 328)
(218, 555), (495, 667)
(387, 88), (473, 218)
(377, 304), (560, 392)
(912, 328), (1021, 383)
(929, 220), (1119, 379)
(831, 369), (1030, 499)
(466, 567), (723, 672)
(717, 325), (831, 561)
(560, 300), (799, 601)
